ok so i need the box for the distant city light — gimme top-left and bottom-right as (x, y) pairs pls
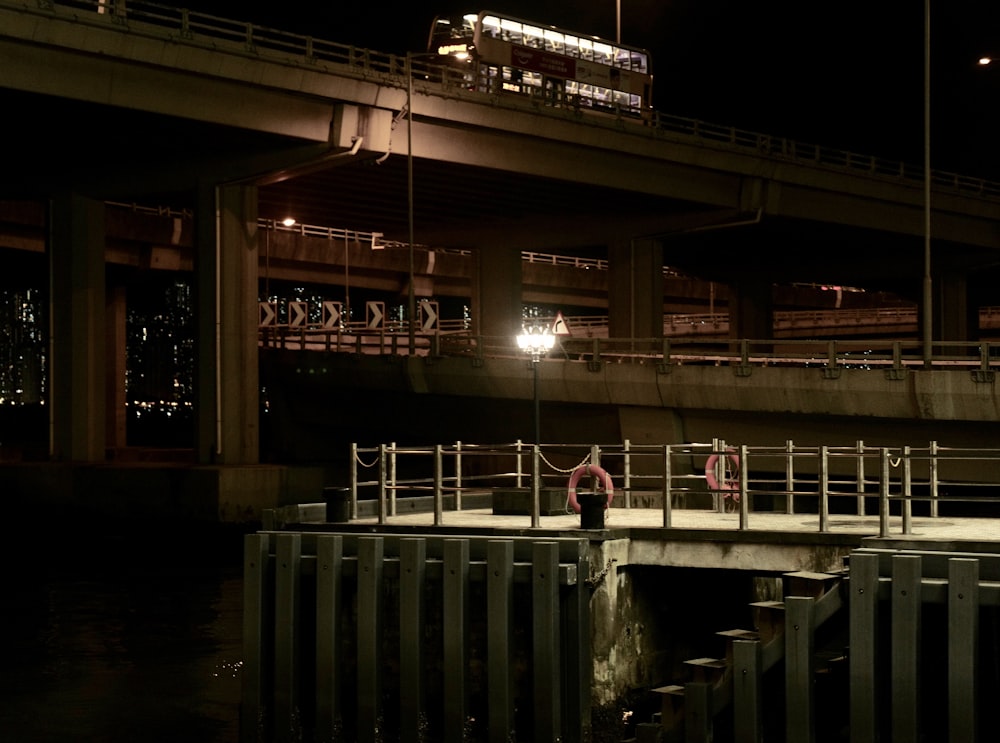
(979, 57), (993, 66)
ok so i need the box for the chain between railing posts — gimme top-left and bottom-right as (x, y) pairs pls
(785, 439), (795, 514)
(531, 444), (541, 528)
(350, 442), (359, 519)
(879, 448), (890, 537)
(739, 444), (749, 530)
(454, 441), (462, 511)
(623, 439), (632, 508)
(819, 445), (830, 532)
(434, 444), (443, 526)
(662, 444), (672, 528)
(389, 442), (397, 516)
(929, 440), (939, 518)
(902, 446), (913, 535)
(378, 443), (388, 525)
(856, 440), (866, 516)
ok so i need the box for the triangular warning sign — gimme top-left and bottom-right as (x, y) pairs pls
(552, 311), (571, 336)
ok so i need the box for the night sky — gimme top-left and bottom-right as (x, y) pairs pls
(179, 1), (999, 179)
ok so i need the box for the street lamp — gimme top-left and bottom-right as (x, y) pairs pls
(517, 326), (555, 444)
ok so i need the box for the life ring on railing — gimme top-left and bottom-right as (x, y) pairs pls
(567, 464), (615, 514)
(705, 449), (740, 501)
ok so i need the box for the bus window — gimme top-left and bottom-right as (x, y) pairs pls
(543, 30), (564, 54)
(579, 38), (594, 61)
(500, 18), (522, 44)
(593, 42), (613, 66)
(564, 34), (580, 57)
(482, 15), (501, 38)
(632, 52), (648, 74)
(523, 24), (543, 49)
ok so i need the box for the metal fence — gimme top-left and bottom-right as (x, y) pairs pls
(337, 439), (1000, 534)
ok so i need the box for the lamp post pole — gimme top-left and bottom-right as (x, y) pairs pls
(923, 0), (932, 366)
(517, 327), (555, 444)
(406, 53), (417, 355)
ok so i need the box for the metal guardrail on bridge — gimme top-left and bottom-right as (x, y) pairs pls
(260, 325), (1000, 375)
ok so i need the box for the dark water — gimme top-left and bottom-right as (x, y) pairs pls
(0, 523), (245, 743)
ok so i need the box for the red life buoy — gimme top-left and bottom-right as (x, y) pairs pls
(705, 450), (740, 500)
(567, 464), (614, 514)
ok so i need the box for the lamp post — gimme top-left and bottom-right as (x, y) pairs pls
(517, 326), (555, 445)
(923, 0), (932, 366)
(406, 52), (418, 355)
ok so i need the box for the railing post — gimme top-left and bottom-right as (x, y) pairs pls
(516, 439), (524, 489)
(855, 440), (866, 516)
(623, 439), (632, 509)
(378, 443), (388, 525)
(389, 441), (397, 516)
(879, 448), (891, 537)
(929, 440), (939, 518)
(454, 440), (463, 511)
(350, 442), (359, 520)
(739, 444), (749, 530)
(662, 444), (672, 528)
(531, 444), (541, 528)
(818, 445), (830, 532)
(902, 446), (913, 534)
(785, 439), (795, 514)
(434, 444), (444, 526)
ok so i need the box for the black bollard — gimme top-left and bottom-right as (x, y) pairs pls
(324, 486), (351, 522)
(578, 491), (606, 529)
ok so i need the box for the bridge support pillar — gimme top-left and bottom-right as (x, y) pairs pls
(472, 243), (522, 339)
(48, 192), (107, 462)
(732, 279), (774, 341)
(194, 182), (260, 465)
(932, 269), (973, 342)
(608, 239), (664, 340)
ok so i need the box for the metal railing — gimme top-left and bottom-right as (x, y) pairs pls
(341, 439), (1000, 534)
(20, 0), (1000, 199)
(260, 326), (1000, 373)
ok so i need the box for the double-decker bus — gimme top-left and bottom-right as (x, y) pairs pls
(427, 10), (653, 117)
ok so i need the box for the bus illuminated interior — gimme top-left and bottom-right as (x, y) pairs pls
(427, 10), (653, 117)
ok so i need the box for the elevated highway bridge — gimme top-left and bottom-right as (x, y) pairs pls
(2, 0), (1000, 514)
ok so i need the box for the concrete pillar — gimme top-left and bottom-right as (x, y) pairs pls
(48, 193), (106, 462)
(472, 243), (522, 340)
(608, 239), (664, 340)
(731, 279), (774, 340)
(932, 269), (972, 342)
(105, 283), (127, 452)
(194, 183), (259, 464)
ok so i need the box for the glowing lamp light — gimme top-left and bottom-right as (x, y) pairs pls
(281, 217), (296, 227)
(517, 326), (556, 362)
(979, 57), (993, 67)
